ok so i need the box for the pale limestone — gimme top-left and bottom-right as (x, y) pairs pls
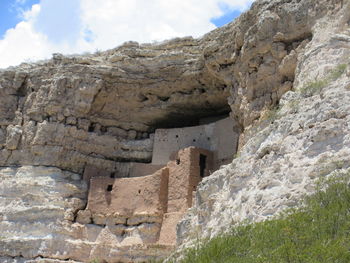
(177, 1), (350, 250)
(0, 166), (173, 263)
(0, 0), (348, 262)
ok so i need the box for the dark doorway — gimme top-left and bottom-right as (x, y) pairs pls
(106, 185), (113, 192)
(105, 184), (113, 205)
(199, 154), (207, 178)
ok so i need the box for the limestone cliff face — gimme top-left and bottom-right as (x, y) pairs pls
(0, 0), (349, 262)
(177, 0), (350, 247)
(0, 0), (324, 174)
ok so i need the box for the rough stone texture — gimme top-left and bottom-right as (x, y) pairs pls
(167, 148), (213, 213)
(0, 0), (323, 174)
(158, 213), (184, 246)
(74, 147), (213, 255)
(0, 0), (349, 262)
(0, 147), (210, 262)
(0, 166), (88, 262)
(177, 0), (350, 248)
(86, 168), (169, 219)
(152, 117), (238, 167)
(0, 166), (173, 263)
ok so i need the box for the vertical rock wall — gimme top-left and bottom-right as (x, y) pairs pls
(177, 0), (350, 249)
(0, 0), (348, 262)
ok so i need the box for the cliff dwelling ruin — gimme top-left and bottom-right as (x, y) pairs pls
(77, 116), (238, 247)
(1, 0), (349, 262)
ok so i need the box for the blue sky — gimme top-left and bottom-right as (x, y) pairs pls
(0, 0), (254, 68)
(211, 9), (241, 26)
(0, 0), (39, 37)
(211, 2), (242, 27)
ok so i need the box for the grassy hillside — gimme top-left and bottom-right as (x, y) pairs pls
(172, 171), (350, 263)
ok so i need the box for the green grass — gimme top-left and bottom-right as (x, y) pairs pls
(300, 64), (347, 97)
(170, 171), (350, 263)
(287, 99), (300, 113)
(329, 64), (347, 81)
(261, 105), (280, 123)
(300, 79), (328, 97)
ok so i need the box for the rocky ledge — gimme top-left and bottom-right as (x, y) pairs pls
(0, 0), (349, 262)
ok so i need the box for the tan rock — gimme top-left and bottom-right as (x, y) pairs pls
(5, 125), (22, 150)
(0, 0), (348, 262)
(76, 209), (92, 224)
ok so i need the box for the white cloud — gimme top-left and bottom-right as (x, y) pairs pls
(33, 0), (81, 44)
(0, 4), (49, 68)
(0, 0), (254, 69)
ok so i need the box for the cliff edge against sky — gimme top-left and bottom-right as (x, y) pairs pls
(0, 0), (349, 262)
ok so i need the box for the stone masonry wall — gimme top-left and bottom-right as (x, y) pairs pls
(152, 117), (237, 167)
(73, 147), (213, 259)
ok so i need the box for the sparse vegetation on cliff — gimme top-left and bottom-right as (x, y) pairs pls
(262, 105), (280, 122)
(173, 171), (350, 263)
(300, 63), (347, 97)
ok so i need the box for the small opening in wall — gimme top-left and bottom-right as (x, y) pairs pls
(107, 185), (113, 192)
(176, 159), (180, 165)
(138, 190), (141, 194)
(88, 123), (95, 132)
(207, 137), (210, 141)
(199, 154), (207, 178)
(110, 172), (116, 178)
(193, 139), (196, 142)
(175, 135), (179, 138)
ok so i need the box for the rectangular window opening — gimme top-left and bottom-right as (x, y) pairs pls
(199, 154), (207, 178)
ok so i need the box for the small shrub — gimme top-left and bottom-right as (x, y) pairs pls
(262, 105), (280, 122)
(329, 64), (347, 81)
(300, 63), (348, 97)
(233, 152), (241, 159)
(300, 79), (328, 97)
(288, 99), (300, 113)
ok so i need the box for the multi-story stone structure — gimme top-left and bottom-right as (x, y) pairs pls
(76, 117), (236, 248)
(77, 147), (213, 246)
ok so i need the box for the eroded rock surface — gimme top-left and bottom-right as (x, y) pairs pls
(177, 0), (350, 248)
(0, 0), (325, 174)
(0, 0), (349, 262)
(0, 166), (173, 263)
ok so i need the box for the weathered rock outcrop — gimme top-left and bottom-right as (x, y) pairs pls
(0, 0), (349, 262)
(0, 166), (174, 263)
(177, 0), (350, 247)
(0, 0), (323, 174)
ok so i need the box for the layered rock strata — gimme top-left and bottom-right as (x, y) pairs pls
(0, 166), (173, 263)
(0, 147), (213, 262)
(0, 0), (349, 262)
(0, 0), (325, 174)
